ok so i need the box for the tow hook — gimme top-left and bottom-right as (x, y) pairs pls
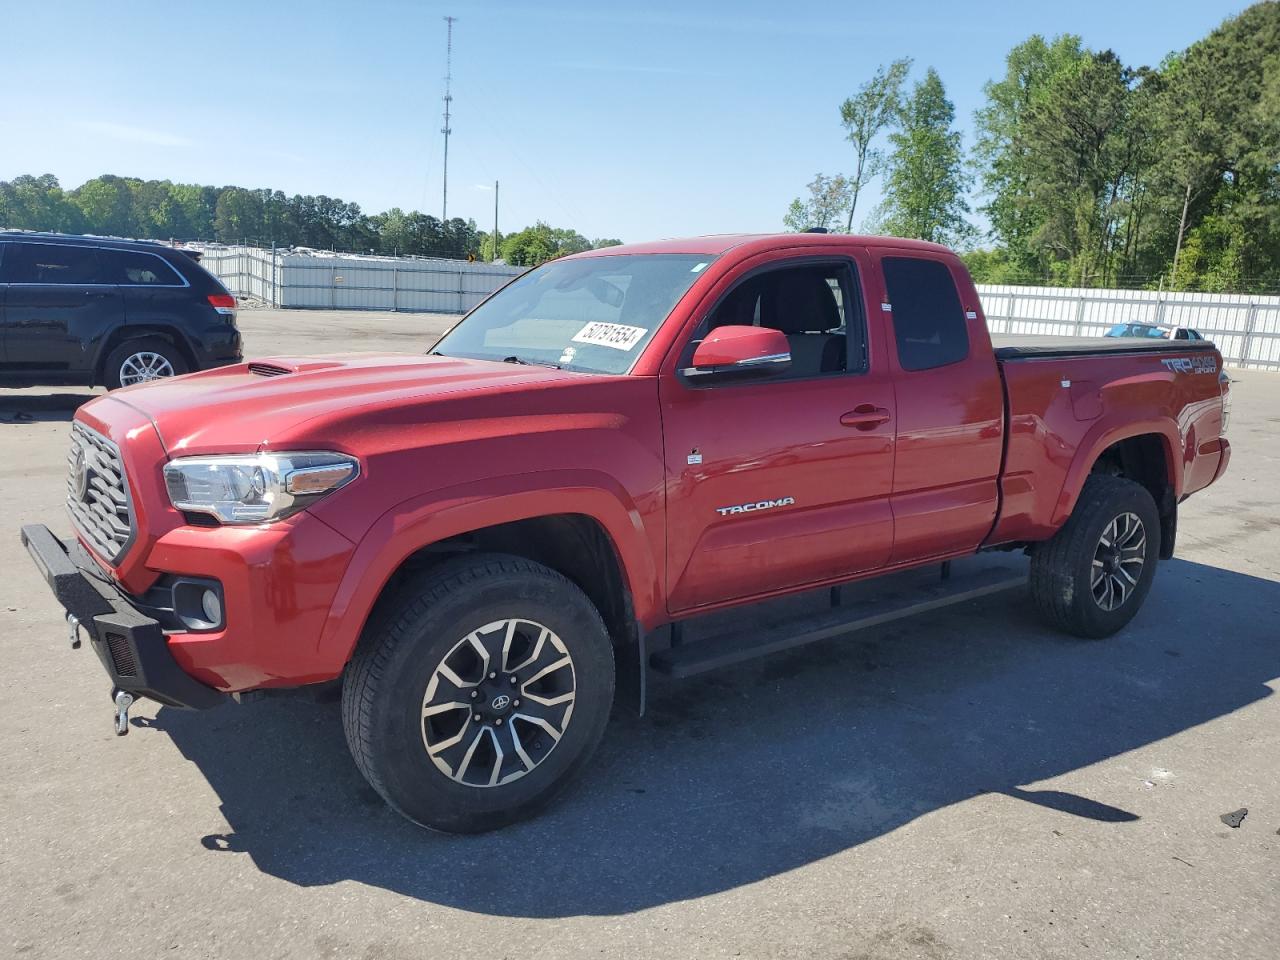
(113, 688), (135, 736)
(67, 614), (81, 650)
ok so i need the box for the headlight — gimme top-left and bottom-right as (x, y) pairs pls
(163, 452), (359, 523)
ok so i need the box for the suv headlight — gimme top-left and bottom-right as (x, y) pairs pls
(164, 452), (359, 523)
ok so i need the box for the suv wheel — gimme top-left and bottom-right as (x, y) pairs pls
(104, 337), (188, 390)
(342, 553), (615, 833)
(1030, 474), (1161, 638)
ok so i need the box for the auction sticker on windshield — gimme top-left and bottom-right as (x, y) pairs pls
(571, 322), (648, 351)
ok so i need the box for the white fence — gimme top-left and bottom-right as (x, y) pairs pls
(199, 245), (524, 315)
(197, 246), (1280, 371)
(978, 284), (1280, 370)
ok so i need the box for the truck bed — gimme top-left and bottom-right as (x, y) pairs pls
(992, 334), (1216, 360)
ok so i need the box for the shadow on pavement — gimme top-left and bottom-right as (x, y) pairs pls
(0, 392), (95, 424)
(142, 557), (1278, 917)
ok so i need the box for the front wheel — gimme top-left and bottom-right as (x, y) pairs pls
(1030, 474), (1161, 638)
(342, 554), (615, 833)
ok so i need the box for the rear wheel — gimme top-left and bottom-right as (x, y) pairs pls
(1030, 474), (1161, 638)
(103, 337), (187, 390)
(342, 553), (615, 833)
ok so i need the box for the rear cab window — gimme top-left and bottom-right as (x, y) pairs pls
(882, 256), (969, 371)
(98, 249), (184, 286)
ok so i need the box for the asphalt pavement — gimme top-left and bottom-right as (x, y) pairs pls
(2, 309), (1276, 959)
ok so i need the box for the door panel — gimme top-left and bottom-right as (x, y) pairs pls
(875, 251), (1004, 563)
(662, 376), (895, 610)
(661, 250), (896, 613)
(1, 243), (122, 372)
(3, 286), (122, 371)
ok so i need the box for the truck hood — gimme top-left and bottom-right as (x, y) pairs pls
(103, 353), (582, 454)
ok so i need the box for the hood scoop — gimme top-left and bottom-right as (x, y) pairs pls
(247, 362), (290, 377)
(247, 358), (350, 377)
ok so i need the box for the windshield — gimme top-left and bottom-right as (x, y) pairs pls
(433, 254), (714, 374)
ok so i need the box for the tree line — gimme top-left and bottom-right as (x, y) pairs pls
(0, 172), (621, 267)
(786, 1), (1280, 293)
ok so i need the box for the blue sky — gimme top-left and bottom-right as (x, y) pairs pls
(0, 0), (1251, 243)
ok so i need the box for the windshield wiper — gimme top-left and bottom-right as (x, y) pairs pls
(501, 355), (560, 369)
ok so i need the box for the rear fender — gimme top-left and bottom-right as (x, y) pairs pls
(1051, 419), (1181, 529)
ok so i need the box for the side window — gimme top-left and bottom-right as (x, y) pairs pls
(699, 261), (866, 379)
(882, 257), (969, 371)
(99, 249), (183, 286)
(6, 242), (105, 285)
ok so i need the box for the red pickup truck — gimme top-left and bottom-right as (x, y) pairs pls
(22, 233), (1231, 832)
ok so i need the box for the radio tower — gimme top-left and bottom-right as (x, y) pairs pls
(440, 15), (457, 223)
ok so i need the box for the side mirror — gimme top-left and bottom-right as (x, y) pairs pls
(684, 325), (791, 381)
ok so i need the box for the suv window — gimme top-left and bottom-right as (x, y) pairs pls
(882, 257), (969, 371)
(701, 262), (866, 378)
(99, 248), (183, 286)
(4, 242), (105, 285)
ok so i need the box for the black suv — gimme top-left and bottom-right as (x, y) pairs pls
(0, 232), (242, 389)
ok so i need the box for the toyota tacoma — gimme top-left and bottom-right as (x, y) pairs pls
(21, 233), (1231, 832)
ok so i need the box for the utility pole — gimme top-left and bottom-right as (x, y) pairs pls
(492, 180), (499, 262)
(440, 15), (457, 224)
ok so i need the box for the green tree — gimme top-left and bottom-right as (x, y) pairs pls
(877, 69), (972, 244)
(972, 35), (1087, 277)
(374, 208), (410, 254)
(499, 222), (590, 266)
(213, 187), (264, 243)
(839, 58), (912, 231)
(1152, 2), (1280, 289)
(783, 173), (854, 232)
(0, 174), (84, 232)
(1020, 52), (1153, 285)
(71, 175), (136, 236)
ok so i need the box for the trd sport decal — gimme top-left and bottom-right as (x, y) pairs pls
(1161, 356), (1217, 374)
(716, 497), (795, 517)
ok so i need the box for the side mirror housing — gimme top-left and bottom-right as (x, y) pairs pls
(684, 326), (791, 381)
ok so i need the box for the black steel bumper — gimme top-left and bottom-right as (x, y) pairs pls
(20, 524), (225, 710)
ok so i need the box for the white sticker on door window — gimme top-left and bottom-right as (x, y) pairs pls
(571, 321), (648, 351)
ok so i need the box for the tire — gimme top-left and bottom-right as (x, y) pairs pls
(342, 553), (615, 833)
(103, 337), (188, 390)
(1030, 474), (1161, 639)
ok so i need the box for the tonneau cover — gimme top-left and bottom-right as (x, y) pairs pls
(992, 334), (1216, 360)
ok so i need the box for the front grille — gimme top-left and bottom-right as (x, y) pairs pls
(66, 422), (135, 563)
(104, 632), (139, 678)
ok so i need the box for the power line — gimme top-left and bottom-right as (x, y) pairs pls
(441, 15), (457, 224)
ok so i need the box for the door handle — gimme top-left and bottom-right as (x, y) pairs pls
(840, 405), (891, 430)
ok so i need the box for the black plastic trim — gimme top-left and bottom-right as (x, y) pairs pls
(20, 524), (225, 710)
(993, 335), (1217, 360)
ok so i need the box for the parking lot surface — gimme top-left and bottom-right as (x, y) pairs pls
(2, 309), (1277, 959)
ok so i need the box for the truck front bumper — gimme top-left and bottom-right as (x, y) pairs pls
(20, 524), (226, 710)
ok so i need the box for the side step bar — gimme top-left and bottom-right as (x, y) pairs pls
(649, 563), (1027, 679)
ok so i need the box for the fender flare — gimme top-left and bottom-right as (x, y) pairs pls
(314, 469), (660, 672)
(1050, 418), (1182, 528)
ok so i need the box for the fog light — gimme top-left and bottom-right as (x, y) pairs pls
(201, 589), (222, 626)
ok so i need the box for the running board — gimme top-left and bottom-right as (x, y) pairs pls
(649, 563), (1027, 679)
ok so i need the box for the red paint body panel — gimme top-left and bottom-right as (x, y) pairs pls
(57, 234), (1229, 693)
(988, 348), (1226, 545)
